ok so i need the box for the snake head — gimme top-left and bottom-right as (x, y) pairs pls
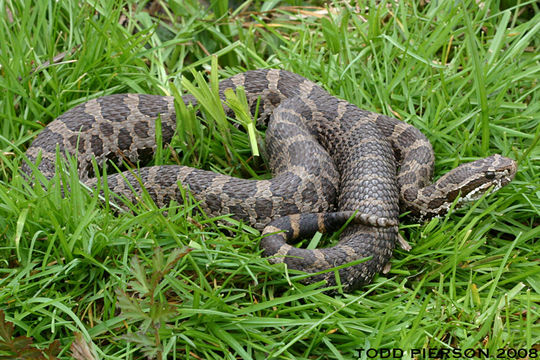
(434, 154), (517, 211)
(456, 154), (517, 202)
(414, 154), (517, 218)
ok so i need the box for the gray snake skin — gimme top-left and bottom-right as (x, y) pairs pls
(23, 69), (517, 291)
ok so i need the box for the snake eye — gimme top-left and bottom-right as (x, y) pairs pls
(485, 171), (496, 180)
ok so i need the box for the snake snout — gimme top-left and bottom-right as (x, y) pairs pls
(487, 154), (517, 186)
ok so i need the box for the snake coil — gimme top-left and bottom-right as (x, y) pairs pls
(23, 69), (517, 291)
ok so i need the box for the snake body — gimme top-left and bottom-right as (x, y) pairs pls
(23, 69), (517, 291)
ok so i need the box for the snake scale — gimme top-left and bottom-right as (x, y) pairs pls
(23, 69), (517, 291)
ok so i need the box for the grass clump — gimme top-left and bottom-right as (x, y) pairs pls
(0, 0), (538, 358)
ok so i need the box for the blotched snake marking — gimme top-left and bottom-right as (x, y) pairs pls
(23, 69), (517, 291)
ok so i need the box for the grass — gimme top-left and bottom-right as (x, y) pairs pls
(0, 0), (539, 358)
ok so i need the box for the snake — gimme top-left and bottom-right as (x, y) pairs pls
(22, 69), (517, 291)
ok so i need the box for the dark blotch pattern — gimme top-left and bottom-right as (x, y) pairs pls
(222, 179), (258, 199)
(98, 95), (131, 122)
(137, 94), (170, 117)
(61, 107), (94, 132)
(68, 134), (81, 149)
(100, 122), (114, 136)
(136, 147), (155, 164)
(118, 128), (133, 150)
(255, 198), (273, 219)
(133, 121), (149, 138)
(161, 123), (175, 143)
(90, 135), (104, 155)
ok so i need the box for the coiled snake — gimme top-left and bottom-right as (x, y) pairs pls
(23, 69), (517, 291)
